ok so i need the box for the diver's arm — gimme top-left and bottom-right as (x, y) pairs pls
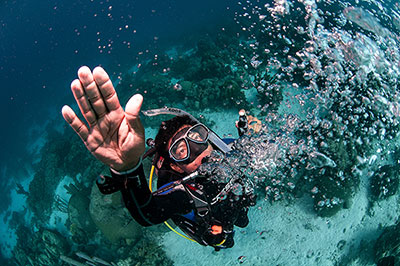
(62, 66), (145, 172)
(110, 163), (192, 226)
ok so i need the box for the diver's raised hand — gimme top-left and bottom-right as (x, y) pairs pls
(62, 66), (145, 171)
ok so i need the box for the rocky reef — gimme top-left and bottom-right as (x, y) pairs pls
(89, 182), (143, 244)
(9, 119), (172, 265)
(10, 29), (254, 265)
(370, 165), (399, 201)
(12, 227), (70, 266)
(374, 219), (400, 266)
(115, 33), (250, 130)
(8, 0), (400, 263)
(10, 223), (172, 266)
(27, 124), (103, 226)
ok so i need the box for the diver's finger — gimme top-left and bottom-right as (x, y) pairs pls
(70, 78), (97, 127)
(93, 66), (123, 113)
(78, 66), (107, 120)
(125, 94), (145, 134)
(62, 105), (89, 142)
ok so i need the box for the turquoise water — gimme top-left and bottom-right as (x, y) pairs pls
(1, 0), (400, 265)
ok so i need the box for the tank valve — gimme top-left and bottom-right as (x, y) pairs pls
(236, 109), (248, 137)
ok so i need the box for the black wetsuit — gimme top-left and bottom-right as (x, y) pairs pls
(107, 162), (251, 249)
(97, 135), (253, 249)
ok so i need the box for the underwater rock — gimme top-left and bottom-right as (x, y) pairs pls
(375, 219), (400, 266)
(9, 210), (27, 230)
(60, 255), (87, 266)
(325, 133), (358, 173)
(42, 229), (69, 256)
(66, 182), (98, 244)
(89, 183), (142, 244)
(370, 165), (399, 200)
(114, 238), (174, 266)
(28, 151), (64, 224)
(12, 227), (70, 266)
(311, 168), (353, 217)
(196, 37), (217, 57)
(299, 118), (360, 217)
(180, 80), (193, 92)
(116, 257), (134, 266)
(60, 251), (116, 266)
(171, 55), (201, 81)
(115, 31), (249, 117)
(27, 125), (103, 226)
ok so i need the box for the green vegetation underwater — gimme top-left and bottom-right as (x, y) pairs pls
(1, 0), (400, 265)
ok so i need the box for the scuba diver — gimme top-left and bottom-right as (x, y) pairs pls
(62, 66), (256, 250)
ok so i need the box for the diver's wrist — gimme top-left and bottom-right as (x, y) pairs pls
(110, 156), (143, 175)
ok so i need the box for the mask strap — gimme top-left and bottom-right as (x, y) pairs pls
(142, 107), (231, 153)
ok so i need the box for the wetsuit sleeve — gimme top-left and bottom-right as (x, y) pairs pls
(116, 164), (193, 227)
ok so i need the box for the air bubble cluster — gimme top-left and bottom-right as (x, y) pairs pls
(226, 0), (400, 215)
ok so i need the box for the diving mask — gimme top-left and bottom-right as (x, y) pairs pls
(169, 123), (209, 163)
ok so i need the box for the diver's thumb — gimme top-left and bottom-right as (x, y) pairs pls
(125, 94), (144, 132)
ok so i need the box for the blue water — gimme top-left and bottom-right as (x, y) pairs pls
(2, 0), (400, 265)
(0, 0), (232, 260)
(0, 0), (232, 208)
(0, 0), (232, 164)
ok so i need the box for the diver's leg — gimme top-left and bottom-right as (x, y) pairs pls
(234, 207), (249, 228)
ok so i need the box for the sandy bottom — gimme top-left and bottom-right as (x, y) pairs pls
(160, 110), (400, 266)
(161, 176), (399, 265)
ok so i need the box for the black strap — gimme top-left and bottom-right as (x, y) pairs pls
(97, 163), (196, 227)
(184, 185), (210, 218)
(110, 164), (145, 179)
(96, 175), (125, 194)
(96, 164), (145, 195)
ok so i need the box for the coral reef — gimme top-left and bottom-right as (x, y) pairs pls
(27, 124), (103, 225)
(370, 165), (399, 200)
(12, 164), (172, 266)
(114, 237), (173, 266)
(115, 32), (250, 131)
(233, 0), (400, 218)
(89, 182), (143, 244)
(12, 226), (70, 266)
(304, 121), (359, 217)
(374, 219), (400, 266)
(9, 1), (400, 263)
(65, 178), (98, 245)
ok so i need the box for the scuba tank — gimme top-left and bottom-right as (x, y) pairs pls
(237, 109), (248, 137)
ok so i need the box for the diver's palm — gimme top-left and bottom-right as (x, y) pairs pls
(62, 66), (145, 171)
(87, 109), (144, 170)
